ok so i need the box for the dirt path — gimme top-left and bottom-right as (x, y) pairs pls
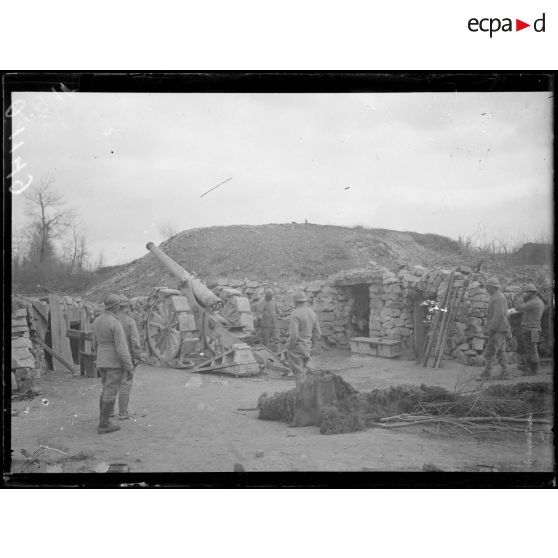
(10, 350), (554, 473)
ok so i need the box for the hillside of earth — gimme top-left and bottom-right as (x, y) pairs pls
(83, 223), (552, 300)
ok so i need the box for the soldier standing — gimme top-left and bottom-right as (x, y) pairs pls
(92, 293), (133, 434)
(514, 283), (545, 376)
(115, 295), (143, 420)
(259, 288), (281, 352)
(286, 291), (321, 386)
(479, 277), (510, 381)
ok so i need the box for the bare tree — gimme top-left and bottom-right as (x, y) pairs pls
(23, 181), (75, 265)
(95, 251), (106, 270)
(77, 234), (89, 271)
(158, 222), (179, 240)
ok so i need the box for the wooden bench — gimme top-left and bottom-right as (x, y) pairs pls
(349, 336), (402, 358)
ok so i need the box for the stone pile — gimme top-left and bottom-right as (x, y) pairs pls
(11, 301), (41, 397)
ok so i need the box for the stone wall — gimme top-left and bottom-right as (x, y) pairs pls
(11, 300), (42, 396)
(213, 278), (354, 348)
(79, 265), (553, 367)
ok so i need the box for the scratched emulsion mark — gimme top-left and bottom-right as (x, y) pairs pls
(200, 177), (232, 198)
(8, 83), (77, 195)
(525, 413), (533, 469)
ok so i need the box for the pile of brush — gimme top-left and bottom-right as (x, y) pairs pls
(257, 371), (356, 425)
(319, 384), (460, 434)
(258, 375), (553, 437)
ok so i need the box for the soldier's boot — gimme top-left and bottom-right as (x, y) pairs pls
(98, 400), (120, 434)
(118, 392), (131, 420)
(478, 369), (491, 381)
(529, 361), (539, 376)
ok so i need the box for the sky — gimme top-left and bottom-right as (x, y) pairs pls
(10, 91), (553, 266)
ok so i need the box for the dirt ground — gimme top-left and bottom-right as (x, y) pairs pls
(9, 349), (554, 474)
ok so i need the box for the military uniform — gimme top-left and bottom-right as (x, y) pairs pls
(116, 308), (142, 419)
(515, 287), (545, 374)
(258, 298), (281, 352)
(483, 289), (510, 378)
(287, 295), (321, 386)
(92, 294), (133, 433)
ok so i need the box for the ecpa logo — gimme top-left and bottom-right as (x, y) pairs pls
(468, 13), (546, 37)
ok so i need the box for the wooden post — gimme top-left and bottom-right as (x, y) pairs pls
(433, 288), (458, 367)
(48, 294), (74, 373)
(80, 308), (92, 353)
(413, 299), (427, 363)
(423, 271), (455, 367)
(434, 279), (470, 369)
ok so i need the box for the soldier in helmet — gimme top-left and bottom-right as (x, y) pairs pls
(114, 294), (143, 420)
(92, 293), (133, 434)
(257, 288), (281, 352)
(286, 290), (321, 386)
(514, 283), (545, 375)
(479, 277), (510, 381)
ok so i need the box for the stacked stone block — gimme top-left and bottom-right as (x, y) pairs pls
(79, 266), (553, 366)
(11, 302), (41, 396)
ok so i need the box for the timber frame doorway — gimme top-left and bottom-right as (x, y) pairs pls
(348, 284), (370, 337)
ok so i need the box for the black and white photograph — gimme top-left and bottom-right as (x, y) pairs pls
(3, 73), (555, 484)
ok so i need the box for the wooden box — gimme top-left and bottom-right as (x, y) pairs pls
(349, 337), (381, 356)
(349, 337), (402, 358)
(377, 339), (402, 358)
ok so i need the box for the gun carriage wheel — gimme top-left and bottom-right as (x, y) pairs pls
(146, 296), (182, 361)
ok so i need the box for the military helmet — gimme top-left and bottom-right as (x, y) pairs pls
(264, 288), (274, 296)
(293, 290), (307, 302)
(119, 294), (130, 305)
(103, 293), (121, 310)
(522, 283), (538, 293)
(485, 277), (501, 288)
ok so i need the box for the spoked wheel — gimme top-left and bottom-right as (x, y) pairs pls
(147, 297), (182, 361)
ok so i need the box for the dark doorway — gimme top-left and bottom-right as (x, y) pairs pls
(69, 320), (81, 364)
(349, 284), (370, 336)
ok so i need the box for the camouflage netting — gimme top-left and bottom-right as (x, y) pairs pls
(258, 375), (553, 435)
(257, 372), (357, 424)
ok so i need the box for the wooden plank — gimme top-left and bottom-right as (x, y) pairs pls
(423, 271), (455, 367)
(432, 285), (458, 367)
(29, 298), (48, 321)
(80, 308), (92, 353)
(49, 294), (75, 373)
(434, 279), (470, 369)
(31, 310), (48, 341)
(35, 335), (76, 374)
(413, 299), (427, 363)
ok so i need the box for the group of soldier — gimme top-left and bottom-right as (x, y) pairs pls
(92, 287), (321, 434)
(92, 294), (143, 434)
(254, 288), (321, 385)
(90, 279), (550, 434)
(480, 278), (550, 381)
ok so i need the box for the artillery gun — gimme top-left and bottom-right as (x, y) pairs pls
(145, 242), (288, 376)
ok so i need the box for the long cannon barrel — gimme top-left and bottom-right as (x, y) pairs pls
(146, 242), (222, 309)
